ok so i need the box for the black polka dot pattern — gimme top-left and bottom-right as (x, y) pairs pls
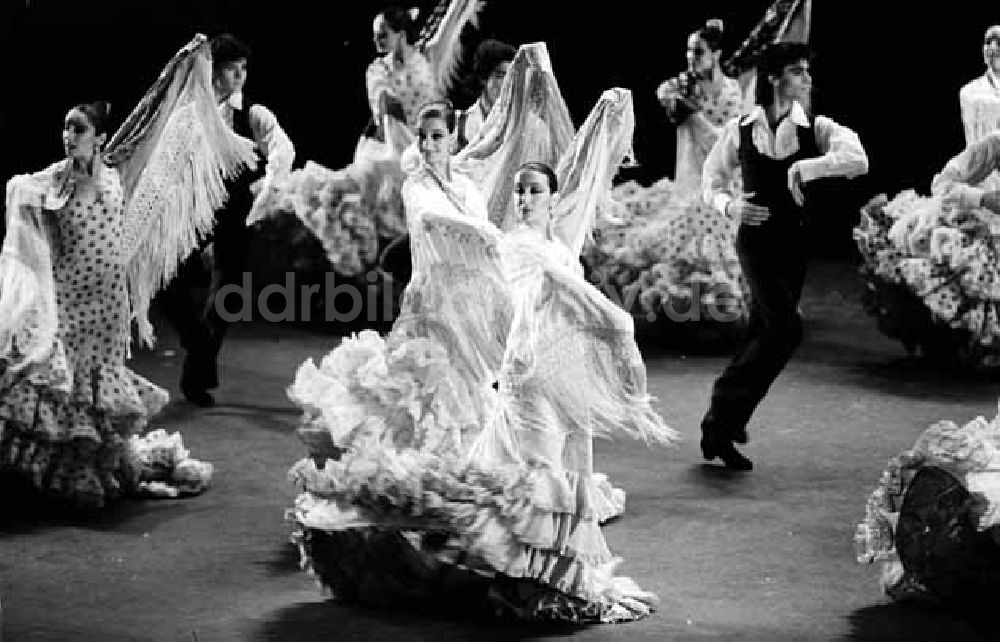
(0, 168), (169, 506)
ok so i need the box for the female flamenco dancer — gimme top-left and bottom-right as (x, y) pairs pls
(283, 76), (675, 623)
(855, 24), (1000, 369)
(265, 0), (484, 312)
(0, 35), (244, 506)
(584, 19), (748, 338)
(855, 130), (1000, 603)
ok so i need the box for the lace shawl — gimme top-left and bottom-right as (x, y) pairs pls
(453, 42), (575, 231)
(0, 34), (257, 369)
(104, 34), (258, 348)
(0, 161), (70, 371)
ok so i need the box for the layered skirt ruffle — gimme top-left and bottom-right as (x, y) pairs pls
(1, 342), (213, 506)
(584, 180), (748, 341)
(854, 401), (1000, 602)
(855, 191), (1000, 369)
(288, 448), (654, 622)
(284, 331), (653, 622)
(0, 341), (168, 507)
(254, 139), (410, 326)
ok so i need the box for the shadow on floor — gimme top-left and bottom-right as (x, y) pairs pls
(0, 473), (192, 537)
(847, 601), (995, 641)
(253, 542), (303, 578)
(253, 599), (588, 642)
(846, 356), (1000, 402)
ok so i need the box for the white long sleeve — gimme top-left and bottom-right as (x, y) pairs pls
(931, 132), (1000, 208)
(702, 102), (869, 216)
(701, 118), (741, 217)
(792, 115), (869, 184)
(247, 104), (295, 179)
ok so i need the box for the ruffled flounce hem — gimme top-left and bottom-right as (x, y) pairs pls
(287, 330), (483, 454)
(0, 426), (133, 507)
(586, 185), (747, 330)
(0, 357), (216, 506)
(286, 450), (655, 622)
(0, 423), (214, 507)
(854, 400), (1000, 600)
(269, 137), (407, 277)
(0, 357), (169, 444)
(592, 473), (625, 524)
(855, 192), (1000, 365)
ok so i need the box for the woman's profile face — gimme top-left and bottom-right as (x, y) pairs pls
(514, 168), (554, 229)
(373, 15), (403, 55)
(62, 108), (104, 163)
(686, 34), (715, 76)
(984, 26), (1000, 74)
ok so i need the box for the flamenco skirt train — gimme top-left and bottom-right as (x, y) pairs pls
(854, 402), (1000, 602)
(256, 137), (411, 324)
(584, 179), (749, 341)
(287, 450), (655, 623)
(855, 191), (1000, 369)
(287, 330), (626, 522)
(0, 343), (212, 506)
(284, 332), (651, 622)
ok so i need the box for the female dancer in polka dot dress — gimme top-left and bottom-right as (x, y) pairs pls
(0, 36), (253, 506)
(0, 104), (167, 506)
(262, 0), (484, 300)
(584, 19), (749, 339)
(855, 24), (1000, 368)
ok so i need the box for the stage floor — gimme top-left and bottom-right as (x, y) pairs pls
(2, 258), (998, 641)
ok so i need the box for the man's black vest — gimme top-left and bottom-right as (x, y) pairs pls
(737, 115), (819, 228)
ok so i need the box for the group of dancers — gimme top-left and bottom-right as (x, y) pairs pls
(5, 0), (1000, 625)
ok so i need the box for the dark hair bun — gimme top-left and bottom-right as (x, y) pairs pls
(695, 18), (725, 52)
(73, 101), (112, 135)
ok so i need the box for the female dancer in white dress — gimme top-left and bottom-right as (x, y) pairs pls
(584, 19), (747, 336)
(285, 80), (675, 622)
(855, 24), (1000, 368)
(0, 35), (241, 506)
(262, 0), (484, 287)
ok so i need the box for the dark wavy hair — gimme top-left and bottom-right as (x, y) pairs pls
(416, 100), (457, 132)
(72, 101), (112, 135)
(379, 5), (419, 44)
(211, 33), (252, 71)
(755, 42), (813, 106)
(692, 18), (725, 53)
(473, 39), (516, 81)
(516, 161), (558, 193)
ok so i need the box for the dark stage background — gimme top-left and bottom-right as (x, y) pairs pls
(1, 1), (998, 257)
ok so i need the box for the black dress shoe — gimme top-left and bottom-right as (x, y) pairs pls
(182, 388), (216, 408)
(700, 436), (753, 471)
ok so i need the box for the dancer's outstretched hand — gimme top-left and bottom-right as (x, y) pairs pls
(728, 196), (770, 226)
(788, 165), (806, 206)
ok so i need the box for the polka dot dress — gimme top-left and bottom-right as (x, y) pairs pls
(0, 167), (168, 507)
(588, 75), (748, 327)
(855, 190), (1000, 366)
(367, 52), (443, 126)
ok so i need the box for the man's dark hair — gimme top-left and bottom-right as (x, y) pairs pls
(210, 33), (252, 71)
(473, 39), (516, 82)
(755, 42), (813, 106)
